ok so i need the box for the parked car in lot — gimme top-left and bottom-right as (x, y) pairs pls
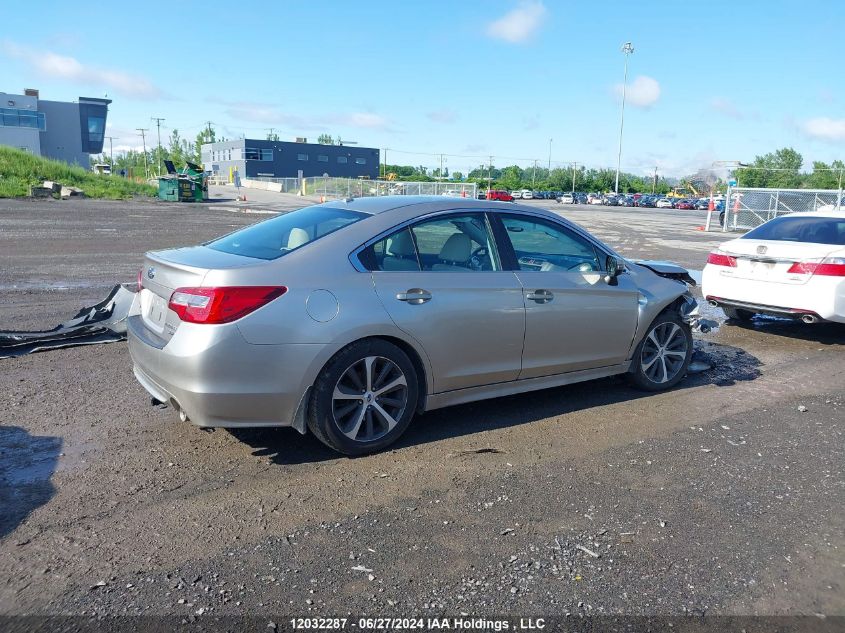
(656, 198), (674, 209)
(695, 198), (711, 210)
(674, 199), (696, 210)
(602, 195), (619, 206)
(441, 190), (462, 197)
(588, 194), (604, 205)
(556, 193), (575, 204)
(575, 192), (588, 204)
(487, 190), (514, 202)
(128, 197), (699, 455)
(703, 210), (845, 324)
(618, 196), (635, 207)
(520, 190), (534, 200)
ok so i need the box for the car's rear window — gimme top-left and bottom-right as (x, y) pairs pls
(743, 216), (845, 246)
(206, 206), (367, 260)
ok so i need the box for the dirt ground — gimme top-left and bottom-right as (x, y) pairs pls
(1, 195), (843, 625)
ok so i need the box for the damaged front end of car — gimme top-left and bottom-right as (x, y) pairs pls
(634, 260), (717, 334)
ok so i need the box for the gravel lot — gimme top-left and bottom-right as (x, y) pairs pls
(1, 193), (843, 624)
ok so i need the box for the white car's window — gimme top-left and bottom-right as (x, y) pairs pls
(501, 215), (601, 272)
(743, 217), (845, 245)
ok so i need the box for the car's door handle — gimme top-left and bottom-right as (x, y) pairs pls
(396, 288), (432, 304)
(526, 289), (554, 303)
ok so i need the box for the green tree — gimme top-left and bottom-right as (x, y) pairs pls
(317, 133), (335, 145)
(194, 124), (216, 164)
(739, 147), (803, 188)
(806, 160), (845, 189)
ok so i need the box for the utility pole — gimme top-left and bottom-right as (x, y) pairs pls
(136, 128), (149, 179)
(439, 154), (444, 180)
(571, 162), (577, 192)
(532, 159), (538, 188)
(488, 155), (493, 193)
(105, 136), (116, 169)
(151, 117), (165, 176)
(615, 42), (635, 194)
(548, 138), (552, 171)
(652, 166), (658, 194)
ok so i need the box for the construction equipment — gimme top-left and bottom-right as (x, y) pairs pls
(668, 179), (710, 199)
(158, 160), (208, 202)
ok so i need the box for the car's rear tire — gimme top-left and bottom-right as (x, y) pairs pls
(307, 339), (419, 456)
(627, 312), (692, 392)
(723, 307), (753, 321)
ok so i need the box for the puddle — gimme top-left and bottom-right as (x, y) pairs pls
(691, 339), (762, 385)
(0, 428), (63, 485)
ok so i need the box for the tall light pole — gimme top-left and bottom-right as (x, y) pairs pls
(548, 138), (552, 171)
(152, 117), (165, 176)
(615, 42), (634, 195)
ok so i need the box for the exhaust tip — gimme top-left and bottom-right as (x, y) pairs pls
(708, 300), (719, 307)
(801, 314), (818, 324)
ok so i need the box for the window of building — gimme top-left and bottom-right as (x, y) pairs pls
(298, 153), (309, 161)
(317, 155), (329, 162)
(0, 108), (47, 131)
(260, 149), (273, 161)
(87, 116), (105, 144)
(244, 148), (260, 160)
(355, 157), (366, 165)
(337, 156), (348, 164)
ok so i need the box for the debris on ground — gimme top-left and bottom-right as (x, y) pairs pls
(798, 405), (808, 412)
(0, 284), (135, 358)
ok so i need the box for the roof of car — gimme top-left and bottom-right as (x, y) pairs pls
(322, 195), (531, 215)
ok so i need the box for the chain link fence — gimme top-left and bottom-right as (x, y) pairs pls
(302, 178), (477, 199)
(708, 187), (843, 232)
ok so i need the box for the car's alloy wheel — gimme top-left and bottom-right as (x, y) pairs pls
(639, 322), (688, 384)
(627, 313), (692, 391)
(308, 339), (419, 455)
(332, 356), (408, 442)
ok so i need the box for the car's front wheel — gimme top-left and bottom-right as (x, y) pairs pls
(308, 339), (419, 455)
(627, 312), (692, 391)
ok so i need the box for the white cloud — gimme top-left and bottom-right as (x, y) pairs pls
(613, 75), (660, 108)
(800, 117), (845, 142)
(219, 100), (395, 132)
(426, 109), (458, 124)
(486, 1), (547, 44)
(1, 40), (163, 100)
(709, 97), (744, 120)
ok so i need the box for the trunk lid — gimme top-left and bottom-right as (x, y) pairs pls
(138, 246), (263, 341)
(721, 239), (842, 285)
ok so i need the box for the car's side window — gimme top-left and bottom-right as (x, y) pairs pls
(500, 214), (601, 273)
(359, 227), (422, 271)
(410, 214), (498, 272)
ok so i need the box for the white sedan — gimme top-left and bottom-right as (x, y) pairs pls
(656, 198), (674, 209)
(702, 210), (845, 323)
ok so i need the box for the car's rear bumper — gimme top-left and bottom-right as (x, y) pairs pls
(127, 315), (322, 428)
(702, 266), (845, 323)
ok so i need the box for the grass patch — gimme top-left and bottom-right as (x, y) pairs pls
(0, 146), (157, 199)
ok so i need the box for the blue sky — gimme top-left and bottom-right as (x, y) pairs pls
(2, 0), (843, 177)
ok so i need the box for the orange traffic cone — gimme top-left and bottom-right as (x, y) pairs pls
(708, 195), (714, 212)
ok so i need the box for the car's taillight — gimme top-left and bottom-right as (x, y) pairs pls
(168, 286), (287, 324)
(137, 267), (144, 291)
(787, 258), (845, 277)
(706, 251), (737, 267)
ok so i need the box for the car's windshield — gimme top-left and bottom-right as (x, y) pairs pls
(206, 206), (367, 260)
(743, 216), (845, 245)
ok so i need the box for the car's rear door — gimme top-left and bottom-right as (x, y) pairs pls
(493, 212), (640, 378)
(359, 212), (525, 393)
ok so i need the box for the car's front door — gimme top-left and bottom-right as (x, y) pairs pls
(361, 212), (525, 393)
(495, 212), (640, 378)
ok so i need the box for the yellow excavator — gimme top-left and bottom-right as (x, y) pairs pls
(668, 179), (710, 199)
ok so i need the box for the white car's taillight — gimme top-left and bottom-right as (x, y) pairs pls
(787, 257), (845, 277)
(706, 250), (737, 267)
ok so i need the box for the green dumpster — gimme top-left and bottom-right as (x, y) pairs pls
(157, 160), (208, 202)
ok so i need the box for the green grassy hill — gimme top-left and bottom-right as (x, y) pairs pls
(0, 146), (157, 199)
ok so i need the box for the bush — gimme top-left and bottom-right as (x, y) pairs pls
(0, 147), (157, 199)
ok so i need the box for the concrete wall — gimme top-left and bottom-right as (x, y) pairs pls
(38, 100), (87, 166)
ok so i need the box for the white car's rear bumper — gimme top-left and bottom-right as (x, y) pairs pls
(702, 265), (845, 323)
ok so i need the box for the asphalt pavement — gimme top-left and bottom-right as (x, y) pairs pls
(0, 193), (842, 626)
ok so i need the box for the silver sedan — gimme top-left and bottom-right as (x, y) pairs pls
(128, 197), (698, 455)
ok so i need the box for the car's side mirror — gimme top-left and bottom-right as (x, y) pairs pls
(605, 256), (624, 284)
